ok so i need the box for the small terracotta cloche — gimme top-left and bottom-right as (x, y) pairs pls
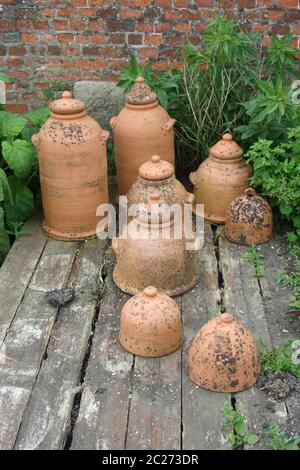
(225, 188), (273, 245)
(127, 155), (194, 214)
(119, 286), (183, 357)
(187, 313), (260, 392)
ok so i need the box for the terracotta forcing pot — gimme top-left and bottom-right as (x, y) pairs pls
(189, 133), (252, 224)
(112, 193), (200, 297)
(119, 286), (183, 357)
(225, 188), (273, 245)
(127, 155), (194, 216)
(110, 77), (175, 195)
(187, 313), (260, 392)
(32, 91), (109, 240)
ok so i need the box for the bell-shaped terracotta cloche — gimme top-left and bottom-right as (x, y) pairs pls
(187, 313), (260, 392)
(189, 133), (252, 224)
(225, 188), (273, 245)
(112, 193), (200, 296)
(32, 91), (109, 240)
(119, 286), (183, 357)
(127, 155), (194, 215)
(110, 77), (175, 195)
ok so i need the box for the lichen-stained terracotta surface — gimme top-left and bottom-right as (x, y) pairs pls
(110, 77), (175, 195)
(127, 155), (194, 213)
(225, 188), (273, 245)
(31, 91), (109, 241)
(119, 286), (183, 357)
(112, 194), (200, 296)
(190, 133), (252, 224)
(187, 313), (260, 393)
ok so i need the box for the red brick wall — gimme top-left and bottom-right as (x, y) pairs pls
(0, 0), (299, 112)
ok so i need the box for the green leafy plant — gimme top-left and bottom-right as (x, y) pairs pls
(42, 80), (66, 101)
(237, 79), (297, 143)
(119, 18), (299, 174)
(264, 424), (300, 450)
(277, 269), (300, 310)
(242, 246), (264, 279)
(259, 340), (300, 379)
(219, 397), (259, 450)
(0, 107), (49, 263)
(118, 55), (181, 112)
(245, 128), (300, 241)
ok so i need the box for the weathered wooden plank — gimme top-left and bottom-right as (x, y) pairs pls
(0, 212), (47, 345)
(126, 300), (182, 450)
(182, 223), (225, 450)
(259, 236), (300, 344)
(219, 236), (271, 344)
(218, 235), (277, 448)
(0, 238), (77, 450)
(71, 247), (133, 450)
(258, 236), (300, 439)
(14, 238), (107, 450)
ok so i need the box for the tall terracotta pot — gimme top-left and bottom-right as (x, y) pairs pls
(32, 91), (109, 241)
(110, 77), (175, 195)
(190, 133), (252, 224)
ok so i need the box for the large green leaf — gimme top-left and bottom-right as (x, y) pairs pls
(2, 139), (36, 179)
(0, 168), (13, 204)
(0, 72), (13, 84)
(0, 111), (27, 138)
(235, 419), (246, 437)
(4, 176), (34, 231)
(25, 107), (50, 127)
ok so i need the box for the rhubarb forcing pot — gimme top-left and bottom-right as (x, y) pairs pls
(187, 313), (260, 392)
(189, 134), (252, 224)
(32, 91), (109, 240)
(112, 194), (200, 296)
(110, 77), (175, 195)
(225, 188), (273, 245)
(127, 155), (194, 217)
(119, 286), (183, 357)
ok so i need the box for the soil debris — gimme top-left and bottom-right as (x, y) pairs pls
(257, 372), (300, 406)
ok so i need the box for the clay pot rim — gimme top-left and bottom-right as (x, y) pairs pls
(125, 100), (159, 110)
(50, 110), (87, 120)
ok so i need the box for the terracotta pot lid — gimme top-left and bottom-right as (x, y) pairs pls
(50, 90), (86, 115)
(139, 155), (174, 181)
(187, 312), (260, 392)
(126, 76), (157, 105)
(137, 193), (175, 224)
(210, 133), (243, 160)
(119, 286), (183, 357)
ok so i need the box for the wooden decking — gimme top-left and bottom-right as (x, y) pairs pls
(0, 209), (299, 450)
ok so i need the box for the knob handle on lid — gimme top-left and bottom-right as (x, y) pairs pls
(218, 313), (234, 324)
(151, 155), (161, 163)
(144, 286), (158, 298)
(222, 133), (233, 141)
